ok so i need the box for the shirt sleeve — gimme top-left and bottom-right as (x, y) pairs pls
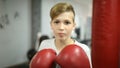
(37, 40), (47, 51)
(37, 39), (57, 52)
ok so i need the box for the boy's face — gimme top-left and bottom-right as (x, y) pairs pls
(51, 11), (75, 40)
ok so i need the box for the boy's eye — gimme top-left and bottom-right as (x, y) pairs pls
(65, 21), (71, 25)
(54, 20), (60, 24)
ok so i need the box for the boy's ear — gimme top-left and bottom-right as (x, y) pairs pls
(50, 21), (53, 29)
(50, 21), (52, 25)
(73, 22), (76, 29)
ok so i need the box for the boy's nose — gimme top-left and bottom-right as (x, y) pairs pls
(59, 23), (64, 30)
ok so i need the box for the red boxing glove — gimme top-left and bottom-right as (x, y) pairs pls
(55, 44), (90, 68)
(30, 49), (56, 68)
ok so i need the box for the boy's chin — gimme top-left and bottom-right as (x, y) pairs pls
(58, 37), (67, 40)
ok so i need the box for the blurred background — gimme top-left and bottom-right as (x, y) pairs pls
(0, 0), (92, 68)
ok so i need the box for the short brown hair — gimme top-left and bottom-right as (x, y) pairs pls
(50, 2), (75, 20)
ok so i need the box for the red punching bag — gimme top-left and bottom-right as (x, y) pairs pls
(92, 0), (119, 68)
(118, 0), (120, 67)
